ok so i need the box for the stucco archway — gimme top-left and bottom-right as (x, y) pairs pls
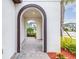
(17, 4), (47, 53)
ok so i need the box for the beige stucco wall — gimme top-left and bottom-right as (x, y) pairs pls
(2, 0), (16, 59)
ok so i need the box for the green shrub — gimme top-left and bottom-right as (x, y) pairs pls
(27, 27), (36, 37)
(61, 36), (76, 54)
(67, 43), (76, 54)
(57, 53), (66, 59)
(64, 27), (69, 31)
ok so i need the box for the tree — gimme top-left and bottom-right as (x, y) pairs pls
(64, 0), (75, 5)
(27, 28), (34, 35)
(61, 0), (75, 39)
(61, 0), (75, 22)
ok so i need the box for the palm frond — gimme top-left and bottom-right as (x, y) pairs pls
(64, 0), (75, 5)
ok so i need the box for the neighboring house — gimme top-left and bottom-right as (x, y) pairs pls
(63, 23), (76, 32)
(2, 0), (62, 59)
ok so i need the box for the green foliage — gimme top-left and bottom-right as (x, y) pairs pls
(68, 43), (76, 54)
(64, 27), (76, 32)
(64, 27), (69, 31)
(64, 0), (75, 5)
(57, 53), (66, 59)
(61, 36), (76, 54)
(27, 27), (36, 37)
(27, 28), (34, 33)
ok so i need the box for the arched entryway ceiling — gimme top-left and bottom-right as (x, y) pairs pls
(17, 4), (47, 53)
(22, 8), (42, 19)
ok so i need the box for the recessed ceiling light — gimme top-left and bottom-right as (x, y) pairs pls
(32, 12), (35, 15)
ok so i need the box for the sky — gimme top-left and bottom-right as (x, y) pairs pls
(64, 3), (76, 23)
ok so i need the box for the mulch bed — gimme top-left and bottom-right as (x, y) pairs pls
(48, 52), (57, 59)
(61, 48), (76, 59)
(48, 48), (76, 59)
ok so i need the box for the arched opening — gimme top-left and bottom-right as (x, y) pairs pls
(26, 20), (37, 38)
(17, 4), (47, 53)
